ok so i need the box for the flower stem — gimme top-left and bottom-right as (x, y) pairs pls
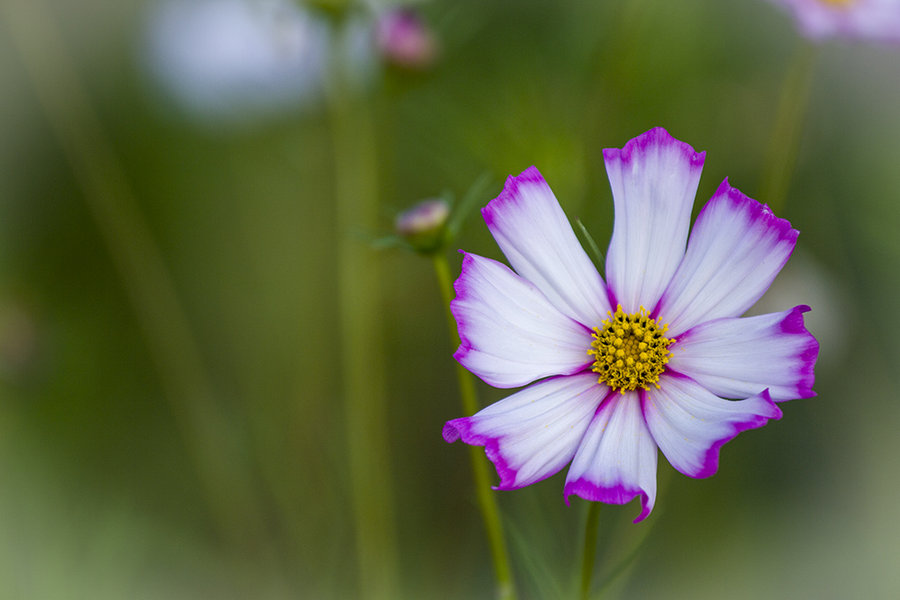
(578, 502), (602, 600)
(1, 0), (266, 549)
(327, 25), (399, 600)
(760, 41), (819, 214)
(432, 252), (517, 600)
(593, 517), (654, 597)
(590, 467), (670, 598)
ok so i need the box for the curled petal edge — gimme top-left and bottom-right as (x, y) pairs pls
(564, 477), (654, 523)
(442, 417), (520, 490)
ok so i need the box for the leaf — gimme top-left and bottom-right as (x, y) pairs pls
(368, 234), (411, 251)
(574, 218), (605, 276)
(445, 171), (493, 240)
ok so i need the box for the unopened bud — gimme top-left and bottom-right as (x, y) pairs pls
(395, 198), (450, 253)
(376, 9), (438, 70)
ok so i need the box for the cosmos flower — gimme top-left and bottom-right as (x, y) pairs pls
(767, 0), (900, 44)
(443, 128), (819, 522)
(143, 0), (332, 121)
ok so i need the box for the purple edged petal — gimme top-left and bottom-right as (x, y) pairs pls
(442, 374), (604, 490)
(642, 373), (782, 479)
(483, 166), (611, 328)
(563, 391), (658, 523)
(669, 305), (819, 401)
(603, 127), (705, 313)
(452, 253), (593, 388)
(655, 179), (798, 336)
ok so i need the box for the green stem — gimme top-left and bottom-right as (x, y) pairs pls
(590, 467), (670, 598)
(592, 519), (654, 598)
(432, 253), (517, 600)
(760, 41), (819, 214)
(328, 25), (399, 600)
(579, 502), (602, 600)
(0, 0), (265, 548)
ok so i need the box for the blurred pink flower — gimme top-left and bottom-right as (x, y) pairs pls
(768, 0), (900, 44)
(375, 8), (438, 69)
(443, 128), (819, 522)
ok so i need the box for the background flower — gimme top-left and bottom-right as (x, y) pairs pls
(144, 0), (332, 120)
(767, 0), (900, 44)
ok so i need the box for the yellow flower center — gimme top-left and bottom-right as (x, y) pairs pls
(818, 0), (855, 6)
(588, 306), (674, 393)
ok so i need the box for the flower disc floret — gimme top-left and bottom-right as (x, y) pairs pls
(589, 306), (674, 393)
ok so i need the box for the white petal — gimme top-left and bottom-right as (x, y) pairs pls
(603, 127), (705, 313)
(443, 374), (605, 489)
(483, 166), (611, 328)
(669, 306), (819, 401)
(452, 253), (593, 388)
(656, 179), (798, 336)
(563, 391), (658, 523)
(642, 374), (782, 479)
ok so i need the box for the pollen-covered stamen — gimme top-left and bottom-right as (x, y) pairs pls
(588, 306), (675, 393)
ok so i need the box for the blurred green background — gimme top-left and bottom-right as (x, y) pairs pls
(1, 0), (899, 598)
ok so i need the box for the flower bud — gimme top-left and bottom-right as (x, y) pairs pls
(395, 198), (450, 253)
(376, 9), (438, 70)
